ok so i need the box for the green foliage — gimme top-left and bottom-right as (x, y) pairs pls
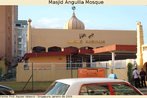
(0, 67), (2, 76)
(127, 63), (133, 84)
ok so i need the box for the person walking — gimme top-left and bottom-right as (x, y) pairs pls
(132, 67), (141, 88)
(140, 68), (146, 87)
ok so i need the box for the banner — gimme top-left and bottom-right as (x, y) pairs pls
(0, 0), (147, 5)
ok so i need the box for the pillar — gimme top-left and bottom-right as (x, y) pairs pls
(111, 52), (115, 69)
(90, 54), (93, 67)
(136, 21), (144, 70)
(27, 19), (32, 53)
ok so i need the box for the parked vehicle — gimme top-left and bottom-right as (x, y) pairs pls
(0, 85), (15, 95)
(45, 78), (143, 95)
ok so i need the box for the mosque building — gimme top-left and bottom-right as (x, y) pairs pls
(16, 7), (146, 82)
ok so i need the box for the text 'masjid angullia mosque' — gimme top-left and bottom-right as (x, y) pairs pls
(16, 6), (147, 81)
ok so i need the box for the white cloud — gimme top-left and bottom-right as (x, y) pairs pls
(83, 19), (135, 30)
(31, 17), (134, 30)
(32, 17), (66, 29)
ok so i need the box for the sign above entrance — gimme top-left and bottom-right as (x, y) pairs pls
(67, 33), (105, 44)
(67, 40), (105, 44)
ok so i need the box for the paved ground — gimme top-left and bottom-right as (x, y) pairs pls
(17, 88), (147, 95)
(138, 87), (147, 94)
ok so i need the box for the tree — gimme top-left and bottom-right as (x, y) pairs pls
(0, 67), (2, 76)
(127, 63), (133, 85)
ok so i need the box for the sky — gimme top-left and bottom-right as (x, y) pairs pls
(18, 5), (147, 44)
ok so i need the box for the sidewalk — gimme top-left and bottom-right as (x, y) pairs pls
(138, 87), (147, 94)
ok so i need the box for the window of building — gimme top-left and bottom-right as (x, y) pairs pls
(24, 60), (29, 70)
(32, 46), (46, 53)
(18, 44), (22, 49)
(66, 55), (82, 70)
(16, 23), (21, 27)
(24, 64), (29, 70)
(18, 38), (22, 42)
(18, 50), (21, 55)
(48, 46), (61, 52)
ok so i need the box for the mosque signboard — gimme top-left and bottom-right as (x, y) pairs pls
(67, 33), (105, 45)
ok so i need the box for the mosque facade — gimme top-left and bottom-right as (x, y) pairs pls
(16, 7), (146, 82)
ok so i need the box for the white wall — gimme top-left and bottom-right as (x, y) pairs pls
(143, 45), (147, 63)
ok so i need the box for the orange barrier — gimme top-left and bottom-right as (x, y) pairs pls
(78, 68), (105, 78)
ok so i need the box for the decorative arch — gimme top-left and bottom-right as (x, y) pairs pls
(32, 46), (46, 53)
(48, 46), (61, 52)
(80, 46), (93, 50)
(64, 46), (79, 54)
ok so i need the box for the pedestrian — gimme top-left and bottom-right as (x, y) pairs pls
(108, 69), (117, 79)
(132, 67), (141, 88)
(140, 68), (146, 87)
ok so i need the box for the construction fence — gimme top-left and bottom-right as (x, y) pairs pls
(16, 59), (136, 82)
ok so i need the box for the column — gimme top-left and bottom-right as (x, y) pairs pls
(27, 19), (32, 53)
(90, 54), (93, 67)
(111, 52), (115, 69)
(136, 21), (144, 70)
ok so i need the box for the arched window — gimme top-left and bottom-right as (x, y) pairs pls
(32, 46), (46, 53)
(64, 46), (79, 52)
(48, 46), (61, 52)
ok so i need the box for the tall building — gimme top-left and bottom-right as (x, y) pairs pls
(0, 6), (18, 66)
(15, 20), (28, 58)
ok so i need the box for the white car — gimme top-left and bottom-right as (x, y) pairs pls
(45, 78), (143, 95)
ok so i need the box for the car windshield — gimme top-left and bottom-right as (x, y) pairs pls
(45, 82), (69, 95)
